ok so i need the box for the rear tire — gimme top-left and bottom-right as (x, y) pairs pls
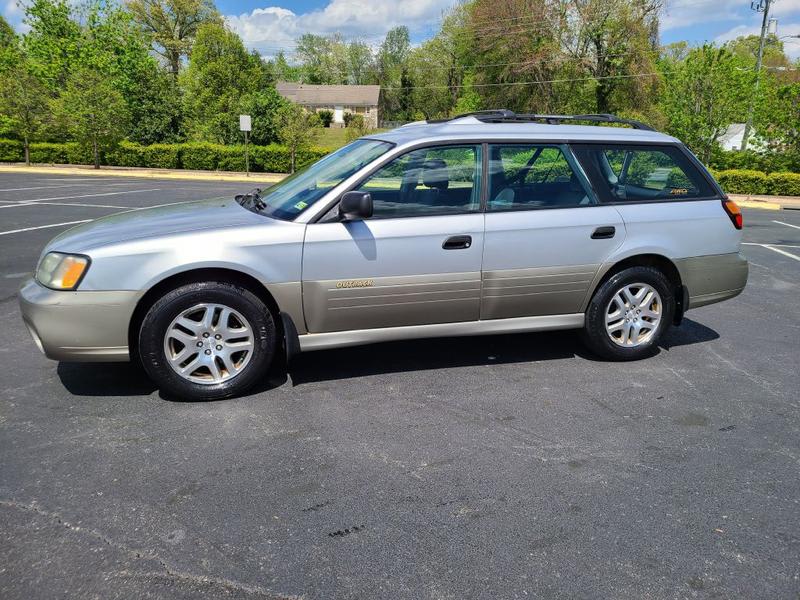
(581, 266), (675, 361)
(138, 281), (276, 400)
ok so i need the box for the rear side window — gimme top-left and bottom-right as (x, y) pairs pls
(573, 145), (716, 202)
(488, 144), (594, 211)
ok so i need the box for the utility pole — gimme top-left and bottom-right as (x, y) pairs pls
(741, 0), (772, 151)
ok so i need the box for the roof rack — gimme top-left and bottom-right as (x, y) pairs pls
(427, 109), (516, 123)
(428, 110), (655, 131)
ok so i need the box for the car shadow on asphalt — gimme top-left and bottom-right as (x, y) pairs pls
(288, 318), (720, 385)
(56, 360), (289, 400)
(54, 318), (718, 397)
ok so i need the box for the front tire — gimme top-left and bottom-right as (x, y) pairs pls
(138, 282), (276, 400)
(581, 266), (675, 361)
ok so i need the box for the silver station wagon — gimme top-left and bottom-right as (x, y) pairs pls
(19, 111), (748, 400)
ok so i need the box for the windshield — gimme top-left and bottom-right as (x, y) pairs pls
(258, 139), (394, 220)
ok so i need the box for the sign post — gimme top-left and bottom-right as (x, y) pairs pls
(239, 115), (252, 176)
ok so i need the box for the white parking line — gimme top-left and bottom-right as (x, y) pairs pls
(0, 184), (96, 192)
(0, 220), (92, 236)
(30, 201), (128, 209)
(743, 242), (800, 262)
(762, 245), (800, 262)
(742, 242), (800, 248)
(0, 201), (128, 210)
(773, 220), (800, 231)
(3, 188), (160, 204)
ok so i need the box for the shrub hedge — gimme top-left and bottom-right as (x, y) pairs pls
(709, 150), (800, 174)
(3, 138), (800, 195)
(708, 169), (800, 196)
(0, 138), (328, 174)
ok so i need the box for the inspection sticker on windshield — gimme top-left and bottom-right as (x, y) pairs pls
(294, 200), (308, 210)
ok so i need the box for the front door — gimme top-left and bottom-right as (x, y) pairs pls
(302, 144), (484, 333)
(481, 143), (624, 319)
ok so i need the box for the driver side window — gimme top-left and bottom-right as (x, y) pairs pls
(352, 145), (482, 219)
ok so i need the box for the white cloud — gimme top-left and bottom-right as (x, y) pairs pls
(661, 0), (744, 32)
(226, 0), (455, 55)
(771, 0), (800, 18)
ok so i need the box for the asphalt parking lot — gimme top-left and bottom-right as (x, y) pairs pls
(1, 171), (798, 599)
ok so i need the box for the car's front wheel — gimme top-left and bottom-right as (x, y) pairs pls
(581, 266), (675, 361)
(138, 281), (276, 400)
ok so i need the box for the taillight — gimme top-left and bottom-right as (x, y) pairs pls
(722, 199), (743, 230)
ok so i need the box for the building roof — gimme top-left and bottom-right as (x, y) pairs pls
(367, 116), (679, 146)
(275, 82), (380, 107)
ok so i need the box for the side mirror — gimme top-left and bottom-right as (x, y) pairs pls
(339, 191), (373, 221)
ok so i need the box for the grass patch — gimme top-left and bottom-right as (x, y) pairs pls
(316, 127), (389, 150)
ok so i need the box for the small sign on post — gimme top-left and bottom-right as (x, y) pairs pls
(239, 115), (252, 176)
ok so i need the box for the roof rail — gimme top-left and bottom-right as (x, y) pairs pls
(428, 110), (655, 131)
(427, 109), (516, 124)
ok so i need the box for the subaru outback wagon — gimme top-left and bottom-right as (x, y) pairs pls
(20, 111), (748, 400)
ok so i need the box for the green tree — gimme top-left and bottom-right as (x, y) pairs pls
(269, 50), (301, 82)
(756, 79), (800, 154)
(128, 0), (220, 78)
(83, 2), (183, 143)
(466, 0), (563, 113)
(52, 67), (130, 168)
(276, 104), (321, 173)
(22, 0), (82, 92)
(347, 41), (376, 84)
(570, 0), (661, 114)
(725, 34), (791, 70)
(344, 113), (373, 142)
(0, 14), (17, 70)
(0, 62), (49, 164)
(295, 33), (349, 84)
(237, 88), (290, 146)
(659, 45), (753, 161)
(180, 21), (264, 143)
(378, 26), (411, 120)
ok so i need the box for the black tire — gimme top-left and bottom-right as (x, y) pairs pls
(138, 281), (276, 400)
(581, 266), (675, 361)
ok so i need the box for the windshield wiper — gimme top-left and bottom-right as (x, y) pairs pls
(235, 188), (267, 212)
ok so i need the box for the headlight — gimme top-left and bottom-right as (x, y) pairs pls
(36, 252), (90, 290)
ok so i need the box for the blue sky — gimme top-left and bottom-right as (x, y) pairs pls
(4, 0), (800, 58)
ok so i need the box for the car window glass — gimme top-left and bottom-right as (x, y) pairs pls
(580, 145), (715, 201)
(353, 145), (482, 218)
(259, 139), (393, 220)
(488, 144), (594, 211)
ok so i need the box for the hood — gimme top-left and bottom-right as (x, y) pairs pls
(46, 198), (273, 253)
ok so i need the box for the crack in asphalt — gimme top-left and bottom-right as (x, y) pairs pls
(0, 499), (300, 600)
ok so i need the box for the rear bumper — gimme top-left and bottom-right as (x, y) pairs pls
(676, 252), (749, 309)
(18, 278), (137, 362)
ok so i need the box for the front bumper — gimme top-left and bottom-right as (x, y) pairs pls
(18, 278), (138, 362)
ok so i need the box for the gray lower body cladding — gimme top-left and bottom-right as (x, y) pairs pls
(18, 253), (747, 361)
(674, 252), (749, 309)
(19, 278), (136, 362)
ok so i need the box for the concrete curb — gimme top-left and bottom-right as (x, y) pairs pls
(0, 164), (287, 184)
(729, 194), (800, 211)
(734, 199), (783, 210)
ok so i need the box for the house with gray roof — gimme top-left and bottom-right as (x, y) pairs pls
(276, 82), (380, 128)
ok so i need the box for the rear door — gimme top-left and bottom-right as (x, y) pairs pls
(481, 143), (624, 320)
(302, 144), (485, 333)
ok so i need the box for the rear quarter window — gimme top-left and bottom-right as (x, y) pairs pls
(573, 144), (717, 203)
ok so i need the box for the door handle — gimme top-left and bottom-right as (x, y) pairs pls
(442, 235), (472, 250)
(591, 226), (616, 240)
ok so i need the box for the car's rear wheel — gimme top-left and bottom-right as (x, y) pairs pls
(138, 281), (276, 400)
(581, 266), (675, 361)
